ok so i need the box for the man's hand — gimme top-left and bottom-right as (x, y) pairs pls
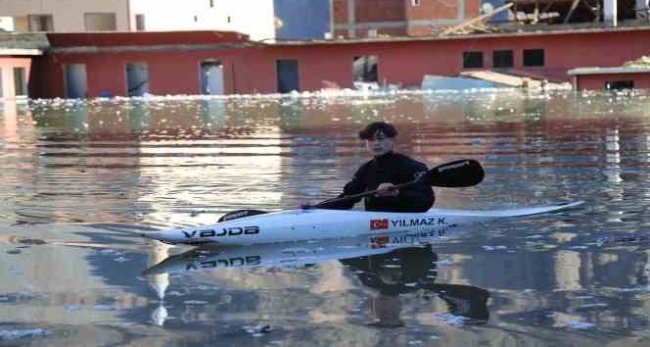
(375, 183), (399, 197)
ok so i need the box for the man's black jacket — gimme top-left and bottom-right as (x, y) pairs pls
(319, 152), (434, 212)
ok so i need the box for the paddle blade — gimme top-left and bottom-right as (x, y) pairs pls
(424, 159), (484, 187)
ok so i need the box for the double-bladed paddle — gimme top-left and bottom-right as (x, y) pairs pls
(218, 159), (484, 221)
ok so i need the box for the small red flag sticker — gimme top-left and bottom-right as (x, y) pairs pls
(370, 219), (389, 230)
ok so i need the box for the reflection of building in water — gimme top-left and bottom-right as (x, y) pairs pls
(437, 254), (472, 285)
(307, 261), (354, 324)
(131, 98), (285, 227)
(147, 240), (171, 300)
(275, 95), (488, 208)
(0, 101), (32, 223)
(0, 229), (128, 325)
(276, 98), (352, 206)
(554, 250), (582, 291)
(604, 128), (624, 222)
(146, 240), (171, 326)
(4, 100), (152, 224)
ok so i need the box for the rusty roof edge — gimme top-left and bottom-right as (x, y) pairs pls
(49, 42), (263, 54)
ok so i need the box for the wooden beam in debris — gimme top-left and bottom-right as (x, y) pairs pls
(564, 0), (581, 23)
(440, 3), (514, 37)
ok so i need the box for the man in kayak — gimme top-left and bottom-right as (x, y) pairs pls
(318, 121), (434, 212)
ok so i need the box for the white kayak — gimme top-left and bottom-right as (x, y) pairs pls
(141, 201), (584, 246)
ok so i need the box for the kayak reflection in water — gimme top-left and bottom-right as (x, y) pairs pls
(318, 121), (435, 212)
(341, 244), (490, 327)
(142, 235), (489, 328)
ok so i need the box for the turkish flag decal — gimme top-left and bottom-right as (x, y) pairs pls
(370, 219), (389, 230)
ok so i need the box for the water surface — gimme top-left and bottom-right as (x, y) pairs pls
(2, 90), (650, 346)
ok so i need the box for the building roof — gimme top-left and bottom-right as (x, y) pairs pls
(0, 48), (42, 56)
(2, 24), (648, 54)
(46, 31), (261, 54)
(0, 32), (48, 54)
(567, 66), (650, 75)
(47, 31), (250, 47)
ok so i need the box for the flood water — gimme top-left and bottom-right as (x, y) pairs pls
(2, 90), (650, 346)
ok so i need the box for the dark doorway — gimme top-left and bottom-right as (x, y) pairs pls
(353, 55), (378, 82)
(605, 80), (634, 90)
(276, 59), (299, 93)
(126, 62), (149, 97)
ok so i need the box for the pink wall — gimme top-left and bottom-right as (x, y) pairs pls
(34, 28), (650, 97)
(576, 72), (650, 90)
(0, 57), (33, 99)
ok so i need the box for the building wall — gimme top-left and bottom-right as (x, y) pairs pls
(0, 0), (129, 32)
(333, 0), (407, 38)
(0, 0), (276, 41)
(129, 0), (215, 31)
(0, 57), (33, 99)
(34, 48), (278, 98)
(575, 72), (650, 90)
(0, 17), (15, 31)
(274, 0), (331, 40)
(33, 28), (650, 97)
(405, 0), (479, 36)
(130, 0), (276, 41)
(333, 0), (480, 38)
(221, 0), (275, 41)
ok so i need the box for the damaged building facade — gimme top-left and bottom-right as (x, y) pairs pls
(0, 0), (649, 98)
(19, 26), (650, 98)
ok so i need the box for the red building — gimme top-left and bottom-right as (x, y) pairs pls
(27, 26), (650, 98)
(568, 67), (650, 90)
(332, 0), (481, 38)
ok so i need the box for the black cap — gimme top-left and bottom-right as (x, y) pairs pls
(358, 121), (398, 140)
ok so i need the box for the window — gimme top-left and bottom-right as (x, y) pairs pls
(64, 64), (87, 98)
(523, 49), (545, 67)
(135, 14), (145, 31)
(493, 50), (513, 68)
(605, 80), (634, 90)
(353, 56), (378, 82)
(412, 0), (421, 6)
(27, 14), (53, 32)
(462, 51), (483, 68)
(84, 13), (117, 31)
(13, 67), (27, 96)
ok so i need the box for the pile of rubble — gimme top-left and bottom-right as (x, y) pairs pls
(623, 55), (650, 68)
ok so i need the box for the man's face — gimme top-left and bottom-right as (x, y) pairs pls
(366, 131), (394, 156)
